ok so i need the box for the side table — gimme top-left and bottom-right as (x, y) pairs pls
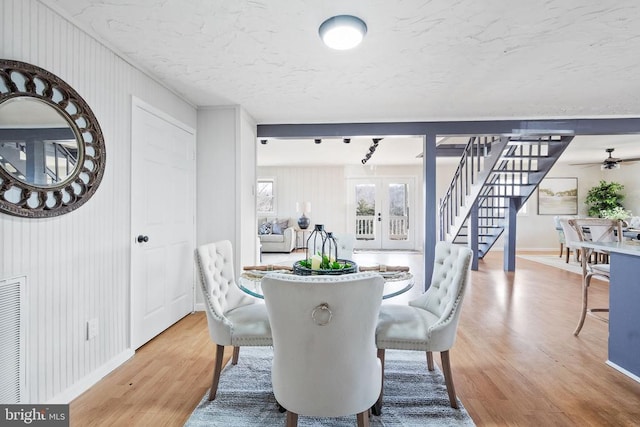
(295, 229), (312, 250)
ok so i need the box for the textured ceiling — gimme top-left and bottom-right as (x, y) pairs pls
(45, 0), (640, 124)
(42, 0), (640, 165)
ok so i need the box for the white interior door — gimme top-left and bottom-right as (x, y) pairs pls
(131, 99), (195, 349)
(348, 178), (415, 250)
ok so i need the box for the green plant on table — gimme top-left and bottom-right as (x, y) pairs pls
(600, 206), (632, 221)
(299, 253), (351, 270)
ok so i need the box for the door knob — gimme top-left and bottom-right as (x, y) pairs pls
(137, 235), (149, 243)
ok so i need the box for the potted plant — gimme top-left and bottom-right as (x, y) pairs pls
(584, 180), (626, 218)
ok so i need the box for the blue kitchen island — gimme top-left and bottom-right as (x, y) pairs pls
(580, 241), (640, 382)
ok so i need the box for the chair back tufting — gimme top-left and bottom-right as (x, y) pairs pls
(195, 240), (255, 344)
(408, 241), (472, 347)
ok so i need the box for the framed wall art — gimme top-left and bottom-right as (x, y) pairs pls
(537, 177), (578, 215)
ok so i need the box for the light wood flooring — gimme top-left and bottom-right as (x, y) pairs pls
(70, 251), (640, 426)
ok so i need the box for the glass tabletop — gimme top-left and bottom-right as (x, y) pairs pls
(238, 269), (414, 300)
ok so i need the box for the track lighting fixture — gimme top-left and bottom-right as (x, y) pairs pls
(343, 138), (351, 144)
(260, 139), (268, 145)
(314, 139), (322, 144)
(361, 138), (383, 164)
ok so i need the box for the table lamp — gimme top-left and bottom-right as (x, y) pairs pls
(297, 201), (311, 229)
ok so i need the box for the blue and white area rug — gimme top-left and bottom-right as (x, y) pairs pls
(185, 347), (475, 426)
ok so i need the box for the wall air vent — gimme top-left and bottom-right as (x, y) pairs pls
(0, 276), (26, 403)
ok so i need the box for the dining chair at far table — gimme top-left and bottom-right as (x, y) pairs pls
(559, 217), (583, 264)
(195, 240), (272, 401)
(261, 272), (385, 427)
(567, 218), (622, 336)
(554, 215), (576, 258)
(374, 241), (472, 412)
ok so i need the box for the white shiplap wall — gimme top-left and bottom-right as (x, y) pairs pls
(257, 166), (348, 234)
(0, 0), (196, 403)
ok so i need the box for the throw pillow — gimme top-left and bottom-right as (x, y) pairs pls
(271, 219), (289, 235)
(258, 222), (272, 235)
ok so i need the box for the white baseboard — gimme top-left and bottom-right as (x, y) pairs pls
(194, 302), (205, 311)
(606, 360), (640, 383)
(46, 348), (135, 404)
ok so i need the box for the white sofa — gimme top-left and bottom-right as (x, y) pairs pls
(258, 218), (296, 253)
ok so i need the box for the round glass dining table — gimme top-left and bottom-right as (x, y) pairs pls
(238, 269), (414, 300)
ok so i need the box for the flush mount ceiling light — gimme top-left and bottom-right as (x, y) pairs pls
(319, 15), (367, 50)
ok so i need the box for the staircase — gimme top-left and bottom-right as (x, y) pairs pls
(0, 141), (77, 184)
(439, 134), (574, 260)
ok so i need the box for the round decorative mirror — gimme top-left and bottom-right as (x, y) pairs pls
(0, 59), (105, 218)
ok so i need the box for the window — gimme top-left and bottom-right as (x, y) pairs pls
(257, 179), (275, 214)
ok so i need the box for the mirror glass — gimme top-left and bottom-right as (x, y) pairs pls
(0, 97), (80, 187)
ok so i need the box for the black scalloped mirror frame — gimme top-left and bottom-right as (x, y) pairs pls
(0, 59), (106, 218)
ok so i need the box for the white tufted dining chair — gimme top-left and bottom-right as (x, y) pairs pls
(261, 272), (385, 427)
(195, 240), (272, 400)
(375, 241), (472, 411)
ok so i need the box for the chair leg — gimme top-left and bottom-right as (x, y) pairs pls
(208, 344), (225, 401)
(285, 411), (298, 427)
(440, 350), (459, 409)
(372, 349), (385, 415)
(356, 410), (370, 427)
(559, 242), (564, 258)
(573, 274), (591, 336)
(565, 247), (570, 263)
(426, 351), (434, 371)
(232, 346), (240, 365)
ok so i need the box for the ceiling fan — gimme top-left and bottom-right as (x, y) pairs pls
(570, 148), (640, 170)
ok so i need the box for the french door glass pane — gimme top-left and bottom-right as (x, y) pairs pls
(355, 184), (376, 241)
(388, 183), (408, 241)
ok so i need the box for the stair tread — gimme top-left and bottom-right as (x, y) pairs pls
(491, 169), (539, 173)
(484, 183), (534, 186)
(478, 196), (525, 198)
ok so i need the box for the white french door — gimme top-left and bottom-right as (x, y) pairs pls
(130, 99), (195, 349)
(347, 177), (415, 250)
